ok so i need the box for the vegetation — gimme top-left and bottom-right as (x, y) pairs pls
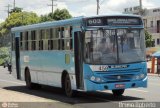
(49, 9), (72, 20)
(0, 11), (40, 36)
(145, 30), (153, 47)
(40, 9), (72, 22)
(0, 7), (72, 64)
(0, 47), (10, 65)
(0, 8), (72, 36)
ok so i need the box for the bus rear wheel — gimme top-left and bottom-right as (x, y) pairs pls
(25, 69), (41, 89)
(112, 89), (125, 96)
(64, 74), (75, 97)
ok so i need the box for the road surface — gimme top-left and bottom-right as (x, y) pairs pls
(0, 66), (160, 108)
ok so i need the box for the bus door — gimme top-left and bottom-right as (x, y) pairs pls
(15, 33), (21, 79)
(74, 31), (84, 90)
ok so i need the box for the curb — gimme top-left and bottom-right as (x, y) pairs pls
(147, 73), (158, 76)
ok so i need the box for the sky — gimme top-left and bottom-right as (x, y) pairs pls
(0, 0), (160, 23)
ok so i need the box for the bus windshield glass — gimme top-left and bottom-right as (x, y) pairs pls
(84, 29), (145, 65)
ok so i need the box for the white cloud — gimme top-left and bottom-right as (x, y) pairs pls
(0, 0), (160, 20)
(143, 0), (156, 9)
(70, 11), (86, 17)
(82, 4), (97, 16)
(100, 0), (138, 14)
(24, 1), (68, 16)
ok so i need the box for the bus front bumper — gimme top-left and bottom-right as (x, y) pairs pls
(84, 77), (147, 91)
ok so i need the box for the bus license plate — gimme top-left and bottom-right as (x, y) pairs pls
(115, 84), (125, 88)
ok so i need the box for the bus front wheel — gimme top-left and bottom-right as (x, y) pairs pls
(25, 69), (41, 89)
(112, 89), (125, 96)
(64, 74), (75, 97)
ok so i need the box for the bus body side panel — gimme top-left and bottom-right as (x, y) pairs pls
(11, 18), (83, 90)
(20, 50), (77, 89)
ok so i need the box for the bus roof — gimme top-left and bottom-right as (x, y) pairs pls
(11, 14), (142, 32)
(83, 14), (141, 19)
(11, 16), (84, 32)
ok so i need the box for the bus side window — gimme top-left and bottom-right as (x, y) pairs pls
(48, 28), (53, 50)
(53, 28), (59, 50)
(45, 29), (49, 50)
(64, 26), (72, 50)
(20, 32), (23, 51)
(61, 27), (65, 50)
(25, 31), (29, 51)
(31, 30), (36, 50)
(39, 29), (44, 50)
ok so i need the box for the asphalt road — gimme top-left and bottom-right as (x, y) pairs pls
(0, 66), (160, 108)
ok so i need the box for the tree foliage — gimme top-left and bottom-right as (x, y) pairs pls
(0, 7), (72, 39)
(6, 12), (40, 29)
(40, 9), (72, 22)
(145, 30), (153, 47)
(49, 9), (72, 20)
(0, 47), (10, 65)
(0, 11), (40, 36)
(0, 8), (72, 35)
(40, 14), (53, 22)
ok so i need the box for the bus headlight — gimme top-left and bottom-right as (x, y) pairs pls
(133, 74), (145, 80)
(96, 77), (101, 82)
(90, 76), (102, 82)
(90, 76), (96, 81)
(135, 75), (140, 80)
(140, 74), (145, 79)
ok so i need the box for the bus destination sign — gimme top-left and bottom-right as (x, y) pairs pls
(87, 18), (103, 26)
(86, 17), (141, 27)
(107, 18), (140, 25)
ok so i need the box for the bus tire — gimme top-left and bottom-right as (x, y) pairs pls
(112, 89), (125, 96)
(64, 73), (76, 97)
(25, 68), (41, 89)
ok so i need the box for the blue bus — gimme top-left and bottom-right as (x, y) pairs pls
(11, 15), (147, 97)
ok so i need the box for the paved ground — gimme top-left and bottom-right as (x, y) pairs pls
(0, 66), (160, 108)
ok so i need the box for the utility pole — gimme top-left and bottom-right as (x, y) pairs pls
(47, 0), (57, 14)
(139, 0), (142, 10)
(13, 0), (16, 8)
(5, 4), (12, 17)
(96, 0), (100, 15)
(139, 0), (142, 15)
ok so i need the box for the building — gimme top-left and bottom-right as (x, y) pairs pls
(143, 8), (160, 47)
(123, 7), (160, 47)
(123, 6), (141, 15)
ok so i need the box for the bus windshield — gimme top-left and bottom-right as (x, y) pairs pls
(84, 29), (145, 65)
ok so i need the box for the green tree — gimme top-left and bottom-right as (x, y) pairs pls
(40, 9), (72, 22)
(0, 11), (40, 47)
(0, 22), (6, 37)
(0, 47), (10, 65)
(3, 11), (40, 30)
(145, 30), (153, 47)
(48, 9), (72, 21)
(40, 14), (52, 22)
